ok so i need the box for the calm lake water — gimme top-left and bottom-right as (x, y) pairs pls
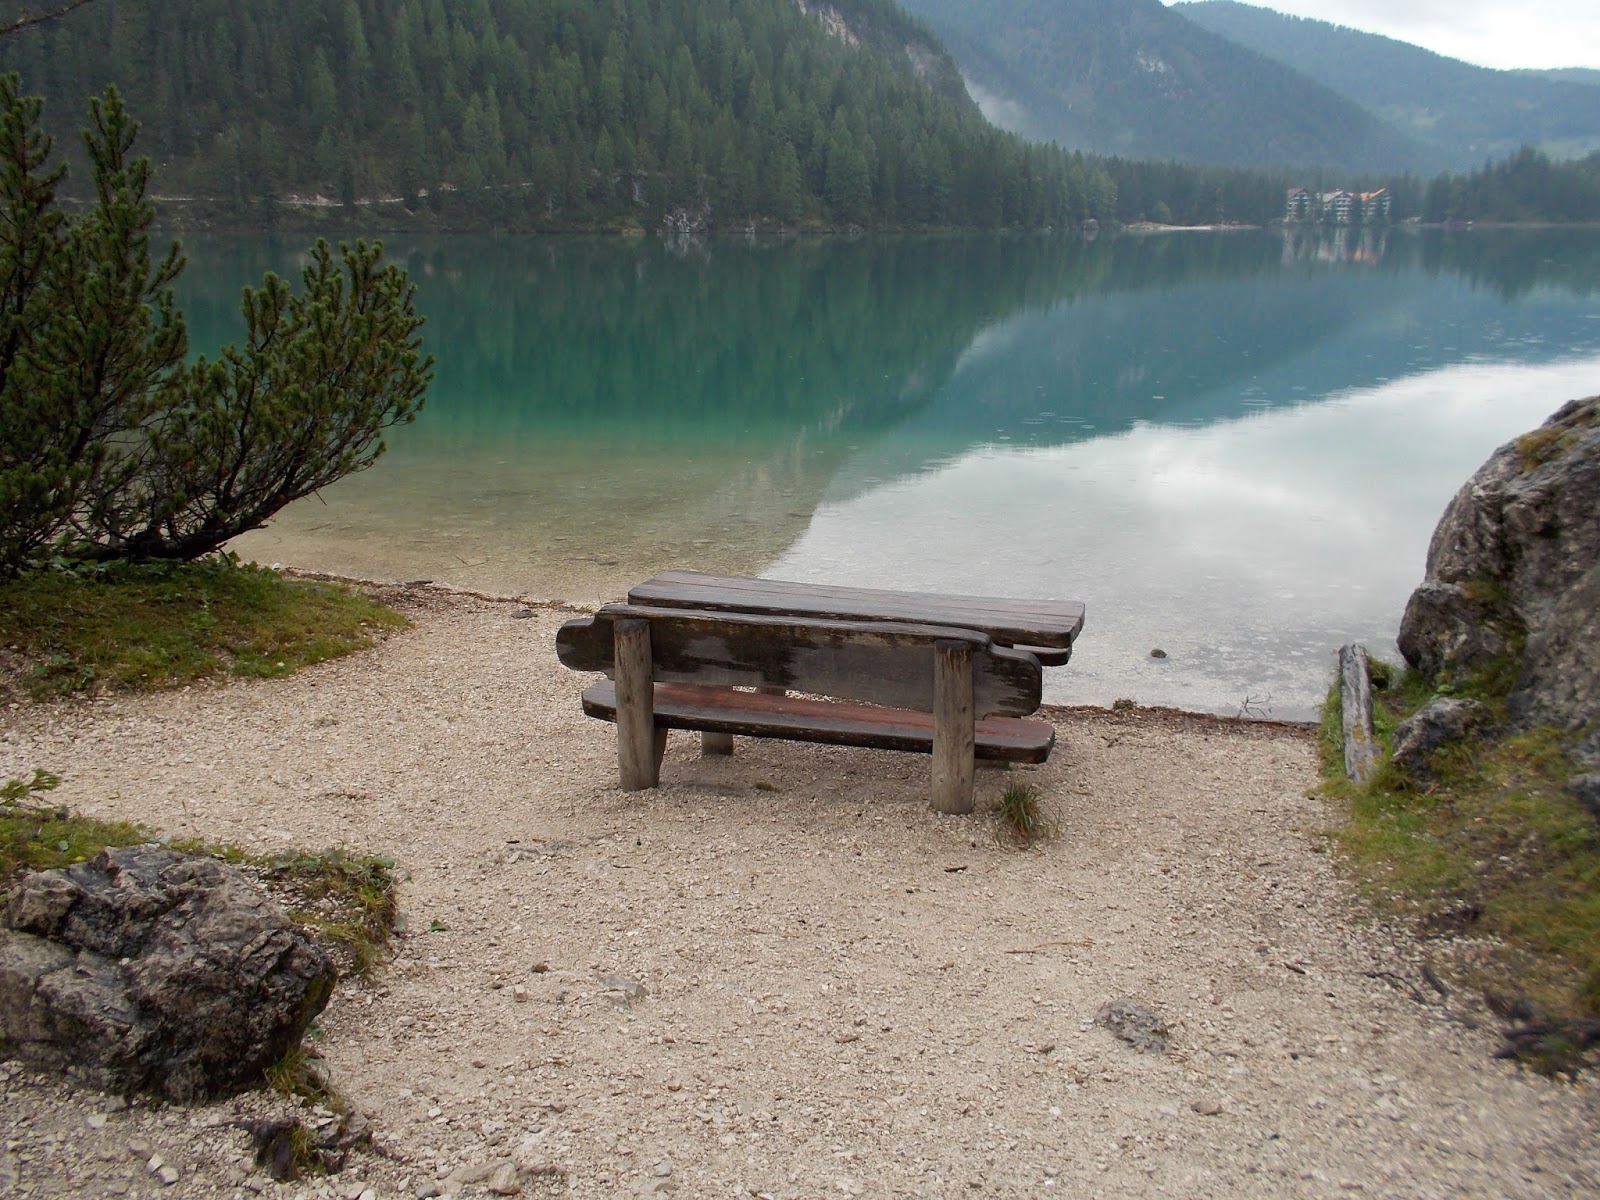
(179, 228), (1600, 720)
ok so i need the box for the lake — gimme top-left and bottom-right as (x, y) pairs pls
(176, 227), (1600, 720)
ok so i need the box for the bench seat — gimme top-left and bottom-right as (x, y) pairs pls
(582, 681), (1056, 763)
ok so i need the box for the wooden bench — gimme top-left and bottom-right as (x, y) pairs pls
(555, 601), (1064, 814)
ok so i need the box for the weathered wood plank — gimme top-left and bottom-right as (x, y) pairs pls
(629, 570), (1084, 654)
(932, 639), (976, 815)
(1339, 642), (1378, 785)
(557, 605), (1043, 717)
(582, 681), (1055, 762)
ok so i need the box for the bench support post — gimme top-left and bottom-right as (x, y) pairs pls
(614, 618), (665, 789)
(931, 639), (976, 815)
(700, 732), (734, 756)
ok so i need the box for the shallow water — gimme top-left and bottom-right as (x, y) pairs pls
(178, 227), (1600, 719)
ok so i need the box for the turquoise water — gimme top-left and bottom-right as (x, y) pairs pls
(174, 228), (1600, 718)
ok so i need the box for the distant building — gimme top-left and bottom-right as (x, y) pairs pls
(1321, 190), (1354, 223)
(1284, 186), (1389, 225)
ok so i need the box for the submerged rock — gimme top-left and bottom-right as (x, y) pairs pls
(0, 846), (335, 1102)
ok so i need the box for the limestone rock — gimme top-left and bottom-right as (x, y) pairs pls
(1512, 562), (1600, 764)
(1397, 396), (1600, 766)
(0, 846), (335, 1102)
(1390, 698), (1491, 783)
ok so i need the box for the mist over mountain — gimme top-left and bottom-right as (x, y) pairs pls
(895, 0), (1435, 171)
(1177, 1), (1600, 166)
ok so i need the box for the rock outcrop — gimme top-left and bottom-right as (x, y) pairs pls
(1390, 698), (1490, 784)
(1397, 396), (1600, 767)
(0, 846), (335, 1102)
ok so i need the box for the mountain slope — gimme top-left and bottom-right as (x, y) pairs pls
(1177, 1), (1600, 165)
(895, 0), (1433, 170)
(0, 0), (1113, 230)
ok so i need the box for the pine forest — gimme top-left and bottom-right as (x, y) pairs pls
(0, 0), (1120, 231)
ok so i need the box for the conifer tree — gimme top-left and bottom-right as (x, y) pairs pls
(0, 77), (432, 572)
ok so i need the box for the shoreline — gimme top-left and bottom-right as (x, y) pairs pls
(282, 566), (1323, 734)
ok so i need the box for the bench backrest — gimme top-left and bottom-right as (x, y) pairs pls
(556, 603), (1042, 718)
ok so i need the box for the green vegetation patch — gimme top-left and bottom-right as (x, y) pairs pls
(0, 770), (146, 879)
(1322, 668), (1600, 1070)
(0, 557), (407, 700)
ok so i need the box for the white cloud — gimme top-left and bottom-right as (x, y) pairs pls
(1171, 1), (1600, 70)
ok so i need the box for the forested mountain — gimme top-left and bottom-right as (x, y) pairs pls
(894, 0), (1433, 171)
(1177, 1), (1600, 166)
(1529, 68), (1600, 87)
(0, 0), (1117, 230)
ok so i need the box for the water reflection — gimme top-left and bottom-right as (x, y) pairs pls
(774, 357), (1600, 719)
(186, 229), (1600, 714)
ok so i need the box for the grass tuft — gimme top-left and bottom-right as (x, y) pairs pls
(0, 555), (407, 701)
(995, 781), (1050, 846)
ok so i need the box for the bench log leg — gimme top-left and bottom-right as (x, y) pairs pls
(932, 638), (976, 815)
(701, 732), (734, 756)
(700, 685), (784, 757)
(615, 618), (663, 789)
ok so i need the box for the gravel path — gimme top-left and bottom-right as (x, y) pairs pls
(1, 587), (1595, 1199)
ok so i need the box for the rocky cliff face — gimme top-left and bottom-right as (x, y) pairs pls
(1398, 395), (1600, 766)
(796, 0), (977, 111)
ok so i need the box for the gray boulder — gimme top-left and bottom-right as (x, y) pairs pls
(0, 846), (335, 1102)
(1390, 698), (1491, 783)
(1397, 396), (1600, 767)
(1570, 775), (1600, 824)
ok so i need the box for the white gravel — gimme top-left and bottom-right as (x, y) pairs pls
(1, 586), (1595, 1199)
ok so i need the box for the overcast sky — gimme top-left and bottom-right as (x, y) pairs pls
(1171, 1), (1600, 70)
